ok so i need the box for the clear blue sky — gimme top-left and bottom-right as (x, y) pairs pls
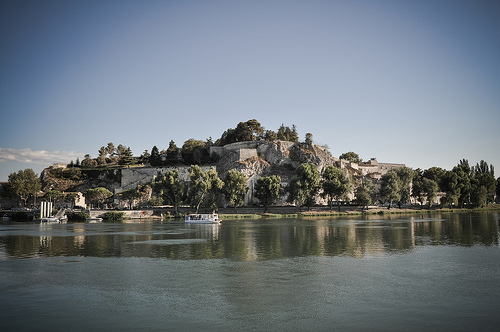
(1, 0), (499, 181)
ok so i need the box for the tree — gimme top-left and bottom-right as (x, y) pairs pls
(305, 133), (313, 146)
(64, 192), (80, 209)
(264, 130), (277, 141)
(441, 170), (460, 207)
(321, 166), (351, 210)
(287, 163), (320, 210)
(497, 177), (500, 203)
(106, 142), (116, 157)
(116, 144), (127, 158)
(81, 156), (97, 168)
(139, 150), (150, 164)
(218, 119), (265, 145)
(152, 169), (186, 215)
(380, 171), (401, 208)
(4, 169), (41, 207)
(119, 147), (135, 165)
(150, 146), (162, 166)
(119, 189), (142, 209)
(205, 167), (224, 211)
(453, 159), (472, 208)
(85, 187), (113, 209)
(166, 140), (181, 164)
(223, 170), (248, 210)
(471, 160), (496, 205)
(43, 190), (65, 205)
(339, 152), (362, 164)
(182, 139), (209, 165)
(277, 124), (298, 142)
(422, 178), (438, 208)
(394, 167), (414, 203)
(355, 179), (374, 209)
(119, 146), (135, 165)
(187, 165), (210, 213)
(423, 167), (446, 191)
(255, 175), (282, 213)
(97, 146), (108, 165)
(411, 169), (426, 206)
(412, 169), (438, 208)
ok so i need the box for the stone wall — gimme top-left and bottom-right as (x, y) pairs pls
(118, 165), (212, 193)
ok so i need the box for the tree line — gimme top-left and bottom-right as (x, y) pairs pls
(67, 119), (302, 168)
(2, 158), (499, 213)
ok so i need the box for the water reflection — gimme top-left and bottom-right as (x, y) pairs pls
(0, 212), (498, 260)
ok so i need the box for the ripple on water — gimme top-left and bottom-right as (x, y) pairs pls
(131, 239), (207, 245)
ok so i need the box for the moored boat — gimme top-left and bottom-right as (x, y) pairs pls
(184, 213), (221, 224)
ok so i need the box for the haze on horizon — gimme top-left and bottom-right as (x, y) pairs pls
(1, 0), (499, 181)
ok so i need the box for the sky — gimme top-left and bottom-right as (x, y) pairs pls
(1, 0), (499, 181)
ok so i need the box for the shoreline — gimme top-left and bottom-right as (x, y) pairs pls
(2, 205), (499, 222)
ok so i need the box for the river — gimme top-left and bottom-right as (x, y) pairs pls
(1, 212), (499, 331)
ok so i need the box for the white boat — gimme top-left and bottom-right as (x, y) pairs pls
(185, 213), (222, 224)
(86, 217), (103, 223)
(39, 217), (66, 223)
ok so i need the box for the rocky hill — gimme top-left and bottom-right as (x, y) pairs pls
(41, 140), (338, 202)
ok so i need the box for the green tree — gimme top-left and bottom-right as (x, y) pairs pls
(119, 189), (141, 209)
(321, 166), (351, 210)
(380, 171), (401, 208)
(182, 139), (210, 165)
(471, 160), (496, 205)
(205, 167), (224, 211)
(223, 170), (248, 210)
(43, 190), (65, 205)
(81, 156), (97, 168)
(287, 163), (320, 210)
(339, 152), (362, 163)
(453, 159), (472, 207)
(305, 133), (313, 146)
(64, 192), (80, 209)
(411, 169), (426, 206)
(106, 142), (115, 157)
(422, 178), (438, 208)
(395, 167), (415, 203)
(218, 119), (265, 145)
(152, 169), (186, 215)
(423, 167), (446, 191)
(264, 130), (278, 141)
(85, 187), (113, 209)
(441, 170), (460, 207)
(166, 140), (181, 164)
(97, 146), (108, 165)
(4, 169), (41, 207)
(187, 165), (210, 213)
(277, 124), (298, 142)
(139, 150), (150, 164)
(255, 175), (282, 213)
(119, 146), (135, 165)
(355, 179), (374, 209)
(150, 146), (162, 166)
(496, 177), (500, 203)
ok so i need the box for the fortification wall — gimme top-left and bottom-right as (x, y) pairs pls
(119, 165), (213, 192)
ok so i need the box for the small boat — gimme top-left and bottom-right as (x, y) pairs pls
(39, 217), (66, 223)
(185, 213), (222, 224)
(86, 217), (103, 223)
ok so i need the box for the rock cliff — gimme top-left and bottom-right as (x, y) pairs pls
(42, 140), (338, 204)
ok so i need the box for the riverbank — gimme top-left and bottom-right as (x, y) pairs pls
(3, 204), (499, 222)
(170, 204), (500, 220)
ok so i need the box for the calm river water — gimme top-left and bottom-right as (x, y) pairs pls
(1, 212), (499, 331)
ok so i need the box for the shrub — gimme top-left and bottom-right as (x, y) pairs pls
(67, 212), (89, 222)
(102, 211), (125, 222)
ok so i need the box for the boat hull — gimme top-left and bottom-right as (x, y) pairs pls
(184, 214), (221, 224)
